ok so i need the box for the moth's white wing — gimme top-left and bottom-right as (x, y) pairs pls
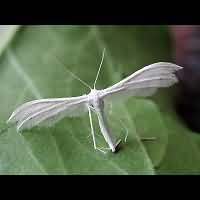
(100, 62), (182, 103)
(7, 95), (88, 132)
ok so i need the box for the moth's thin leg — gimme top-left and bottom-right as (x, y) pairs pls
(88, 105), (96, 112)
(88, 106), (108, 154)
(88, 106), (97, 150)
(119, 119), (129, 143)
(97, 147), (111, 151)
(96, 148), (108, 154)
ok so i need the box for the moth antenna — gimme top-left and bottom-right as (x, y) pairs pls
(93, 48), (106, 89)
(54, 55), (92, 90)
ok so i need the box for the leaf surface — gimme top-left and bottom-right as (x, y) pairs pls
(0, 25), (173, 174)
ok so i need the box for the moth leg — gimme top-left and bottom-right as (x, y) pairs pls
(119, 119), (129, 143)
(96, 147), (108, 154)
(97, 147), (111, 150)
(88, 105), (96, 112)
(95, 140), (122, 154)
(88, 106), (111, 154)
(88, 106), (97, 150)
(88, 107), (112, 154)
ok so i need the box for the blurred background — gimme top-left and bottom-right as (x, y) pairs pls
(170, 26), (200, 133)
(0, 25), (200, 174)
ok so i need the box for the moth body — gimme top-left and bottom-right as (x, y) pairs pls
(87, 89), (103, 110)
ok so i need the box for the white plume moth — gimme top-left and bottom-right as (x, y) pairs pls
(7, 49), (182, 153)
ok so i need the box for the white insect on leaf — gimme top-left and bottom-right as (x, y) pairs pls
(7, 49), (183, 154)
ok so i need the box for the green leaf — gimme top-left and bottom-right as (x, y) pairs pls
(156, 110), (200, 174)
(0, 25), (172, 174)
(152, 90), (200, 174)
(127, 99), (168, 167)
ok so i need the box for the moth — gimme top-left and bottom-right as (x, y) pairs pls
(7, 50), (182, 153)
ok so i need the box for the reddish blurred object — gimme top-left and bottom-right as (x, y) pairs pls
(170, 25), (200, 132)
